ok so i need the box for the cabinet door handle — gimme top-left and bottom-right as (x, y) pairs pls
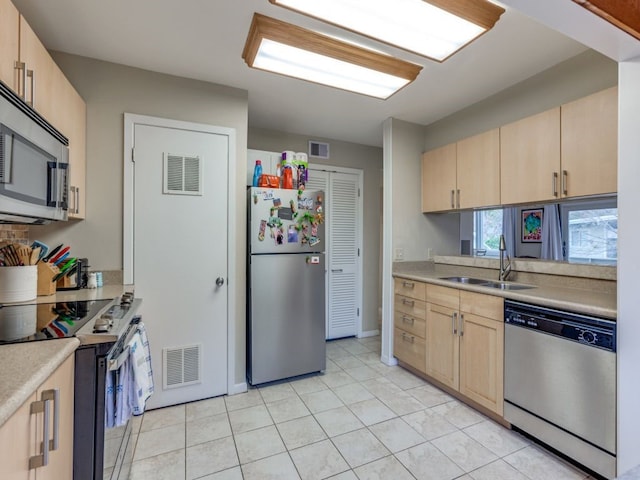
(402, 280), (414, 288)
(402, 315), (415, 325)
(42, 389), (60, 451)
(76, 187), (80, 214)
(456, 189), (460, 209)
(452, 312), (457, 335)
(29, 398), (51, 469)
(402, 299), (415, 307)
(402, 332), (415, 344)
(459, 313), (464, 337)
(562, 170), (568, 196)
(26, 69), (34, 107)
(70, 186), (76, 214)
(450, 190), (455, 209)
(14, 61), (26, 100)
(552, 172), (558, 197)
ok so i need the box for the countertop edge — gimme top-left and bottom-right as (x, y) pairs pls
(393, 272), (617, 319)
(0, 337), (80, 427)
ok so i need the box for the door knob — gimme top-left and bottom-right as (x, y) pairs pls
(216, 277), (225, 287)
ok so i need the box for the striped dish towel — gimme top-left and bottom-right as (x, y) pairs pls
(128, 322), (154, 415)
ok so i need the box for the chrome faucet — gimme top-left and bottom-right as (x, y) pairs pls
(499, 234), (512, 281)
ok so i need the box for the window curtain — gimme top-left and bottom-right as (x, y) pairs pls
(502, 207), (518, 258)
(541, 204), (563, 260)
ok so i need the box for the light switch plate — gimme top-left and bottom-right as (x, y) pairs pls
(394, 247), (404, 261)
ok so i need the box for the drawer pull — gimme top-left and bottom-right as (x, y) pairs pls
(402, 280), (414, 288)
(402, 299), (415, 307)
(402, 315), (415, 325)
(401, 332), (415, 344)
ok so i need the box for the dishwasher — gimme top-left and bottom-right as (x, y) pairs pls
(504, 300), (617, 479)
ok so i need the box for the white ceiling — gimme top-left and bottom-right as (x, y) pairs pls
(12, 0), (589, 147)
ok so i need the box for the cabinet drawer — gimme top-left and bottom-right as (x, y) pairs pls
(427, 284), (459, 309)
(460, 291), (503, 320)
(394, 310), (426, 339)
(394, 327), (426, 373)
(394, 278), (426, 301)
(395, 294), (426, 319)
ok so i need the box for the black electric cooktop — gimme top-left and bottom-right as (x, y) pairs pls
(0, 299), (113, 345)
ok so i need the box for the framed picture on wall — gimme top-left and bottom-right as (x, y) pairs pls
(522, 208), (543, 243)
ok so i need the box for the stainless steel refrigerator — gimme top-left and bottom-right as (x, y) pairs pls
(247, 187), (327, 385)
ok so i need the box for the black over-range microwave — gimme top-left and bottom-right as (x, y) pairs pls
(0, 80), (69, 224)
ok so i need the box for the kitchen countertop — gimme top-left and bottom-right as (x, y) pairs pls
(0, 337), (79, 427)
(393, 263), (616, 319)
(0, 285), (134, 428)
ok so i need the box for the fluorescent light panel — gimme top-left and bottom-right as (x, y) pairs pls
(242, 14), (422, 99)
(270, 0), (505, 61)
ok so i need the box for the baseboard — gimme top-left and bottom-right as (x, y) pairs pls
(228, 381), (248, 396)
(380, 353), (398, 366)
(359, 329), (380, 338)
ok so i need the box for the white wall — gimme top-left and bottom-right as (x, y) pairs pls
(616, 57), (640, 474)
(248, 127), (383, 334)
(31, 52), (250, 389)
(381, 118), (460, 365)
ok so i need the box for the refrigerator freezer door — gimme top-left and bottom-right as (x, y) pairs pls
(248, 252), (326, 385)
(249, 187), (325, 254)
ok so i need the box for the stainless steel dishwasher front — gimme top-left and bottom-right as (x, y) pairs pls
(503, 300), (616, 479)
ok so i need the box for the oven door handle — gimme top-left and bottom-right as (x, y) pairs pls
(107, 315), (142, 371)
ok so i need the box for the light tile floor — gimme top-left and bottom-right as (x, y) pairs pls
(127, 335), (593, 480)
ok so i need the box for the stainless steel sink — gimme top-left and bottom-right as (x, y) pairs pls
(481, 282), (535, 291)
(438, 276), (490, 285)
(439, 276), (535, 291)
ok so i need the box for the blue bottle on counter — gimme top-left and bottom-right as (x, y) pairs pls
(252, 160), (263, 187)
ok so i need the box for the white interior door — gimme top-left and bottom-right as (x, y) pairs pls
(132, 122), (229, 409)
(307, 168), (363, 339)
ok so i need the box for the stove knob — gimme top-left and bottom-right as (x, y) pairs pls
(93, 318), (110, 333)
(581, 330), (597, 344)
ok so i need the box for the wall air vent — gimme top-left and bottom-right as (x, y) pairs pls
(163, 153), (202, 195)
(163, 344), (202, 389)
(309, 140), (330, 159)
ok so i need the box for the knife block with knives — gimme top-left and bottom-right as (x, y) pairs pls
(37, 262), (60, 296)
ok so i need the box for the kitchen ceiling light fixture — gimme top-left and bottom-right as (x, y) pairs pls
(242, 13), (422, 100)
(269, 0), (505, 62)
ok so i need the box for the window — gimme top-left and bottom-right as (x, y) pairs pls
(560, 199), (617, 265)
(474, 209), (503, 257)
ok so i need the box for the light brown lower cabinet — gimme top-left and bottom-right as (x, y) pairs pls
(0, 354), (75, 480)
(393, 279), (427, 373)
(425, 285), (504, 415)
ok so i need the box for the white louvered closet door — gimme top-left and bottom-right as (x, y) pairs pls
(307, 169), (362, 339)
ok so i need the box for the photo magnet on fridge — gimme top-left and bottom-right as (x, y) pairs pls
(288, 225), (299, 243)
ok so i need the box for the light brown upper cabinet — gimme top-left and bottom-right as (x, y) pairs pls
(422, 143), (457, 212)
(422, 129), (500, 213)
(0, 0), (19, 92)
(500, 107), (561, 205)
(561, 86), (618, 198)
(456, 128), (500, 209)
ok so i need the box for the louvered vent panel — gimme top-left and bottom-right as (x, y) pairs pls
(183, 157), (201, 192)
(329, 272), (357, 328)
(330, 179), (357, 265)
(163, 344), (202, 389)
(0, 135), (5, 183)
(163, 153), (202, 195)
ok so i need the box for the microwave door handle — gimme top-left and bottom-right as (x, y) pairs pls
(47, 161), (57, 207)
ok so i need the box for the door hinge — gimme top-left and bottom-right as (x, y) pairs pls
(358, 188), (361, 197)
(357, 308), (360, 316)
(357, 248), (360, 257)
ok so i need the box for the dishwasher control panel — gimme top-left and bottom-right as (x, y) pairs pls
(505, 300), (616, 352)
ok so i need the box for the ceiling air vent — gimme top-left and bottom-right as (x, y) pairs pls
(163, 344), (202, 389)
(163, 153), (202, 195)
(309, 140), (330, 159)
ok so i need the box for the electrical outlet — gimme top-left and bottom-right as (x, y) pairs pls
(394, 247), (404, 261)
